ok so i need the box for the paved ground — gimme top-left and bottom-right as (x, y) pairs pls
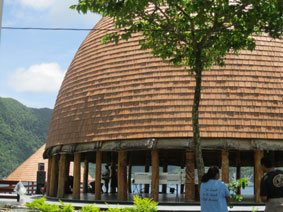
(0, 194), (266, 212)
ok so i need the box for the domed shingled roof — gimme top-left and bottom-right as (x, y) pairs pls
(45, 17), (283, 152)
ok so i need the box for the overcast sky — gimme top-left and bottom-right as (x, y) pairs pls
(0, 0), (101, 108)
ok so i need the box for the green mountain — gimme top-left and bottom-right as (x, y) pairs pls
(0, 97), (52, 179)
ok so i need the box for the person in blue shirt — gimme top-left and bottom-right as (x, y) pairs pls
(200, 166), (231, 212)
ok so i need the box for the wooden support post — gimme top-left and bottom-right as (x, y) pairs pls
(221, 150), (229, 184)
(118, 151), (127, 201)
(128, 164), (132, 193)
(110, 153), (117, 193)
(162, 162), (168, 194)
(151, 149), (159, 201)
(31, 182), (34, 194)
(236, 151), (241, 195)
(47, 157), (52, 196)
(127, 154), (132, 193)
(73, 152), (81, 200)
(83, 159), (89, 193)
(144, 151), (150, 194)
(181, 164), (185, 194)
(49, 155), (59, 197)
(95, 151), (102, 200)
(57, 154), (67, 198)
(185, 150), (195, 202)
(270, 151), (276, 167)
(66, 157), (70, 177)
(254, 150), (264, 203)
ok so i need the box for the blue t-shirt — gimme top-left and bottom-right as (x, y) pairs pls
(200, 179), (230, 212)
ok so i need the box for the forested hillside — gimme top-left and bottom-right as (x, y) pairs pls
(0, 97), (52, 179)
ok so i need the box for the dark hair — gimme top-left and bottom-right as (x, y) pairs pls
(201, 166), (219, 183)
(261, 157), (273, 168)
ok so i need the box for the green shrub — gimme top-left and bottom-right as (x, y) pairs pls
(104, 196), (158, 212)
(25, 197), (60, 212)
(131, 195), (158, 212)
(252, 207), (258, 212)
(79, 204), (100, 212)
(25, 194), (158, 212)
(106, 206), (125, 212)
(59, 200), (75, 212)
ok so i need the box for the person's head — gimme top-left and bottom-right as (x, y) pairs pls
(260, 157), (273, 171)
(201, 166), (220, 183)
(105, 165), (109, 169)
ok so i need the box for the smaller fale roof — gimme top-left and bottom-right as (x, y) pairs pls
(6, 144), (91, 182)
(6, 145), (47, 182)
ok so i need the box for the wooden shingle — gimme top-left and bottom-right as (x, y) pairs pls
(46, 17), (283, 149)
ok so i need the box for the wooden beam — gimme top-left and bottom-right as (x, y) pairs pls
(118, 151), (127, 201)
(73, 152), (81, 200)
(46, 157), (52, 196)
(185, 150), (195, 202)
(83, 159), (89, 193)
(95, 151), (102, 200)
(221, 150), (229, 184)
(151, 149), (159, 201)
(57, 154), (67, 198)
(254, 150), (264, 203)
(49, 155), (58, 197)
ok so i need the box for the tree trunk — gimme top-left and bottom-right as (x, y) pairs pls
(185, 150), (195, 201)
(192, 52), (205, 192)
(221, 150), (229, 184)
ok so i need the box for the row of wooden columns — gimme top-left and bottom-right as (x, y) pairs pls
(46, 150), (264, 203)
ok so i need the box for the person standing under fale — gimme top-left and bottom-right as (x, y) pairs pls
(102, 165), (110, 193)
(260, 156), (283, 212)
(200, 166), (230, 212)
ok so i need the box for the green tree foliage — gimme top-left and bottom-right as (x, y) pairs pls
(227, 177), (248, 207)
(0, 97), (52, 179)
(71, 0), (283, 187)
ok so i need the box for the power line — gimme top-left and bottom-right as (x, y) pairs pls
(2, 27), (113, 31)
(1, 26), (273, 34)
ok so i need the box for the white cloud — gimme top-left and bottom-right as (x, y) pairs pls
(5, 0), (101, 28)
(48, 0), (101, 27)
(9, 63), (65, 93)
(19, 0), (55, 10)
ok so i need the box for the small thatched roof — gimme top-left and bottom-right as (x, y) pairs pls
(6, 145), (47, 182)
(6, 144), (93, 182)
